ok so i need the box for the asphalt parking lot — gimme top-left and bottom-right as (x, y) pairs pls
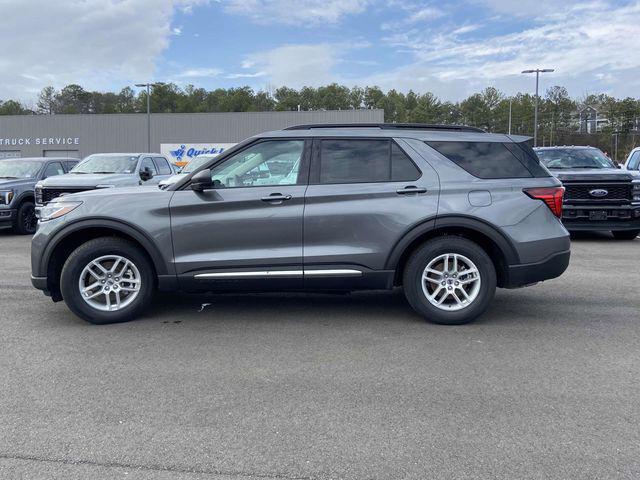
(0, 230), (638, 479)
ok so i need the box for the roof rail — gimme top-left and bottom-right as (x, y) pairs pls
(283, 123), (485, 133)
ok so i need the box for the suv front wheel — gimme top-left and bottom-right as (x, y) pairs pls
(60, 237), (155, 324)
(403, 237), (497, 325)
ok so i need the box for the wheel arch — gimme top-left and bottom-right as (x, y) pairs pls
(386, 216), (519, 288)
(41, 219), (168, 301)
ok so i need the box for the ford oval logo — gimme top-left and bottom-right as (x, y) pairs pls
(589, 189), (608, 198)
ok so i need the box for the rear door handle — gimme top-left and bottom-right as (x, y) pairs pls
(261, 193), (292, 202)
(396, 186), (427, 195)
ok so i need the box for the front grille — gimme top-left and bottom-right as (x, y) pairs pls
(40, 187), (94, 204)
(563, 183), (632, 203)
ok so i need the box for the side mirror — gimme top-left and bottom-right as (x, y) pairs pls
(140, 167), (153, 181)
(616, 164), (622, 169)
(191, 169), (212, 191)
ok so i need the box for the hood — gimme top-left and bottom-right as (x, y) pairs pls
(549, 167), (638, 182)
(38, 172), (139, 188)
(0, 177), (36, 188)
(158, 173), (185, 186)
(58, 184), (160, 201)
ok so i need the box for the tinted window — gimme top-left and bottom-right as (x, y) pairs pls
(211, 140), (304, 188)
(140, 157), (157, 175)
(391, 142), (421, 181)
(319, 139), (420, 184)
(427, 141), (533, 179)
(153, 157), (172, 175)
(505, 142), (550, 177)
(42, 162), (65, 179)
(320, 139), (389, 184)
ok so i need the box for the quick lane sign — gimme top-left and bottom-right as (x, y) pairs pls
(161, 143), (236, 162)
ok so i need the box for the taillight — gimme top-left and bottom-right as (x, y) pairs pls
(523, 186), (565, 218)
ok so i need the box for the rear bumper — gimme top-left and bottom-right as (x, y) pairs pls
(504, 249), (571, 288)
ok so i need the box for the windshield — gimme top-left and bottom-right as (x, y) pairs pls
(536, 148), (616, 169)
(71, 155), (138, 174)
(182, 155), (216, 174)
(0, 161), (43, 179)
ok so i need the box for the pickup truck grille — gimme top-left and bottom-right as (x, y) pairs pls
(563, 183), (632, 203)
(38, 187), (94, 204)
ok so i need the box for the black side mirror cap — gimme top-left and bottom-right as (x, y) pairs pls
(140, 167), (153, 181)
(191, 169), (213, 191)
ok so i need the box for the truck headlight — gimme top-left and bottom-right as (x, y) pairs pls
(0, 190), (14, 205)
(38, 201), (82, 222)
(633, 183), (640, 202)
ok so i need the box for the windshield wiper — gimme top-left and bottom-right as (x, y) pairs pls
(570, 166), (603, 169)
(0, 176), (19, 179)
(70, 171), (89, 174)
(91, 171), (117, 174)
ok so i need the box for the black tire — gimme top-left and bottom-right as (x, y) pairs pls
(60, 237), (155, 324)
(402, 236), (497, 325)
(612, 230), (639, 240)
(13, 201), (37, 235)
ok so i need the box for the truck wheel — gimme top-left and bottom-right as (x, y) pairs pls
(403, 236), (497, 325)
(60, 237), (155, 324)
(612, 230), (639, 240)
(13, 201), (37, 235)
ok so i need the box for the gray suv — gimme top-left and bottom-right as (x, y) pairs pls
(31, 124), (570, 325)
(35, 153), (175, 206)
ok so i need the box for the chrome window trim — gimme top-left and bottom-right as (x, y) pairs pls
(194, 269), (363, 279)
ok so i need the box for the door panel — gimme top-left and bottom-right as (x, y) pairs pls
(303, 137), (440, 272)
(169, 138), (310, 291)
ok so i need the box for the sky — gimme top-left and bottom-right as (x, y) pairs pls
(2, 0), (640, 105)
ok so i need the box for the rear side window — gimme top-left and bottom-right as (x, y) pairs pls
(426, 141), (534, 179)
(506, 142), (551, 177)
(153, 157), (172, 175)
(319, 139), (421, 184)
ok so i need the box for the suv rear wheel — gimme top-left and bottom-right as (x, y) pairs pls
(403, 237), (497, 325)
(612, 230), (639, 240)
(60, 237), (155, 324)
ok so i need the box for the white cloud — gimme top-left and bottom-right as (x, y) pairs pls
(177, 68), (223, 78)
(223, 0), (370, 25)
(242, 44), (337, 87)
(0, 0), (208, 102)
(372, 0), (640, 99)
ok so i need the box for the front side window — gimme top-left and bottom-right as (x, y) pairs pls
(140, 157), (158, 175)
(210, 140), (304, 188)
(319, 139), (421, 184)
(627, 151), (640, 170)
(427, 141), (533, 179)
(71, 155), (139, 174)
(42, 162), (65, 179)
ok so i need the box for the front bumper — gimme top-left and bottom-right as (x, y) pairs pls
(0, 208), (16, 227)
(504, 249), (571, 288)
(561, 205), (640, 231)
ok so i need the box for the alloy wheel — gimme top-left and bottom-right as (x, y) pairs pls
(421, 253), (482, 311)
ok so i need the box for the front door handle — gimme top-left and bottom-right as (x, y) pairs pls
(396, 186), (427, 195)
(261, 193), (292, 202)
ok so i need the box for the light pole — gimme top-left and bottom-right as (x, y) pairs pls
(508, 98), (512, 135)
(521, 68), (554, 146)
(135, 83), (157, 152)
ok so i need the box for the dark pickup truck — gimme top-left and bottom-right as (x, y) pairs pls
(0, 157), (77, 234)
(535, 146), (640, 240)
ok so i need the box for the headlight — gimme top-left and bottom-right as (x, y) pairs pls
(0, 190), (13, 205)
(633, 183), (640, 202)
(37, 201), (82, 222)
